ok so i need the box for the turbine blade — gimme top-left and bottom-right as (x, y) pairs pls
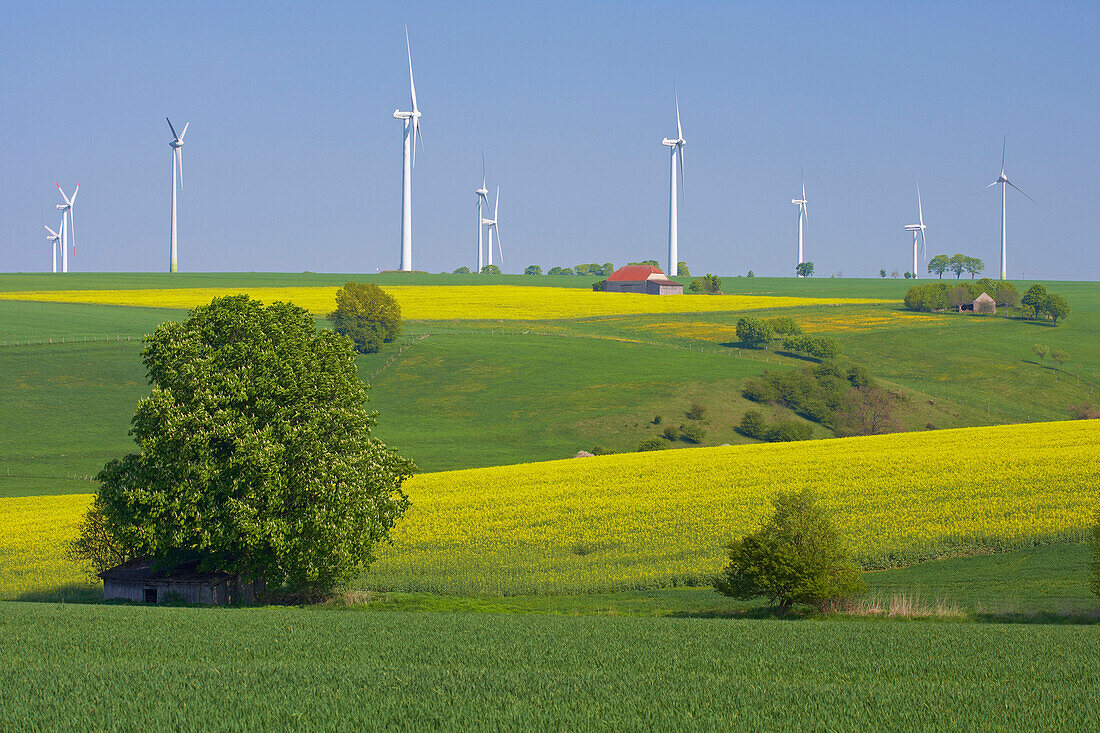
(802, 201), (808, 223)
(1005, 178), (1036, 203)
(1001, 135), (1006, 175)
(678, 145), (685, 202)
(69, 182), (79, 205)
(917, 182), (923, 226)
(493, 185), (499, 219)
(56, 182), (71, 205)
(675, 88), (682, 141)
(495, 224), (503, 265)
(179, 122), (189, 140)
(68, 208), (76, 251)
(481, 150), (486, 187)
(406, 27), (418, 113)
(44, 224), (58, 236)
(166, 117), (179, 140)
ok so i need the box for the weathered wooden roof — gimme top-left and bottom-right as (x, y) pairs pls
(974, 292), (996, 303)
(99, 557), (237, 584)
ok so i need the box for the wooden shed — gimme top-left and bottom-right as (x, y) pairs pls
(100, 558), (263, 605)
(604, 265), (684, 295)
(973, 292), (996, 314)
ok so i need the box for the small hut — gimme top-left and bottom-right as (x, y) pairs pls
(100, 558), (263, 605)
(973, 292), (996, 315)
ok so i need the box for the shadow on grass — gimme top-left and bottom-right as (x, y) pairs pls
(15, 583), (103, 604)
(972, 609), (1100, 626)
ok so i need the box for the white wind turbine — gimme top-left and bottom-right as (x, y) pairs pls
(792, 174), (808, 275)
(481, 186), (502, 269)
(980, 136), (1034, 279)
(166, 117), (188, 273)
(393, 27), (423, 272)
(44, 224), (61, 273)
(55, 182), (79, 273)
(476, 153), (490, 273)
(904, 183), (927, 279)
(661, 91), (686, 276)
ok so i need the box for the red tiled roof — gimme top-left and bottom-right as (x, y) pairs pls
(607, 265), (665, 282)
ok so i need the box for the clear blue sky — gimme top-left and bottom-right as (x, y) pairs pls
(2, 0), (1097, 279)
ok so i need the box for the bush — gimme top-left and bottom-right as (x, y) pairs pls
(767, 316), (801, 336)
(524, 265), (543, 276)
(1068, 403), (1100, 420)
(681, 425), (706, 444)
(547, 266), (574, 276)
(590, 445), (615, 456)
(689, 274), (722, 294)
(662, 425), (681, 441)
(686, 402), (707, 420)
(715, 490), (866, 612)
(452, 266), (471, 274)
(327, 281), (403, 354)
(807, 336), (841, 360)
(677, 261), (690, 277)
(765, 420), (813, 442)
(846, 365), (872, 388)
(736, 316), (773, 348)
(480, 264), (502, 275)
(653, 415), (662, 425)
(638, 436), (668, 452)
(738, 410), (767, 439)
(591, 279), (607, 292)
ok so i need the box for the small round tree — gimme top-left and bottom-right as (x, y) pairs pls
(85, 295), (415, 599)
(715, 490), (865, 613)
(328, 281), (403, 354)
(736, 316), (773, 349)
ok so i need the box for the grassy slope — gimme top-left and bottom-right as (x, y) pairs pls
(1, 601), (1097, 731)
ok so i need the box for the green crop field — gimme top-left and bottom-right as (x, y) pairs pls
(1, 601), (1097, 731)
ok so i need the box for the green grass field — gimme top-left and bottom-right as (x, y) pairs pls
(2, 600), (1097, 731)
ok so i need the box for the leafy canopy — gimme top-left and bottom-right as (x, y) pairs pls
(92, 295), (415, 597)
(715, 490), (865, 612)
(328, 281), (403, 354)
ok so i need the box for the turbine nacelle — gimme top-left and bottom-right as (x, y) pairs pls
(661, 137), (685, 147)
(792, 198), (807, 206)
(904, 224), (925, 232)
(476, 187), (488, 196)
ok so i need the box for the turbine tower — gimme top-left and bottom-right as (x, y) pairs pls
(393, 27), (423, 272)
(476, 154), (489, 273)
(982, 137), (1034, 279)
(44, 224), (61, 273)
(55, 182), (78, 273)
(482, 186), (501, 268)
(792, 175), (808, 275)
(903, 183), (927, 279)
(166, 117), (188, 273)
(661, 91), (685, 277)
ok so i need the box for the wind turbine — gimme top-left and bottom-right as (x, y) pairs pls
(903, 183), (927, 279)
(476, 154), (490, 273)
(482, 186), (502, 269)
(981, 136), (1034, 279)
(55, 182), (78, 273)
(44, 224), (61, 273)
(393, 27), (423, 272)
(792, 174), (808, 276)
(661, 91), (686, 276)
(166, 117), (188, 273)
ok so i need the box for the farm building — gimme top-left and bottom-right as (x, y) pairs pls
(973, 292), (996, 314)
(100, 558), (263, 605)
(604, 265), (684, 295)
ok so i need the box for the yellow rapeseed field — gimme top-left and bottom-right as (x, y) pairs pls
(0, 494), (96, 600)
(361, 420), (1098, 594)
(0, 286), (889, 321)
(3, 421), (1093, 598)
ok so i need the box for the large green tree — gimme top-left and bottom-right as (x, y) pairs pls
(735, 316), (774, 349)
(926, 254), (950, 279)
(1021, 283), (1048, 317)
(90, 296), (415, 598)
(328, 281), (403, 354)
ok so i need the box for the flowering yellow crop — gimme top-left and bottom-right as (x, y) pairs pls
(362, 420), (1098, 594)
(0, 286), (889, 321)
(0, 494), (96, 600)
(2, 421), (1094, 599)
